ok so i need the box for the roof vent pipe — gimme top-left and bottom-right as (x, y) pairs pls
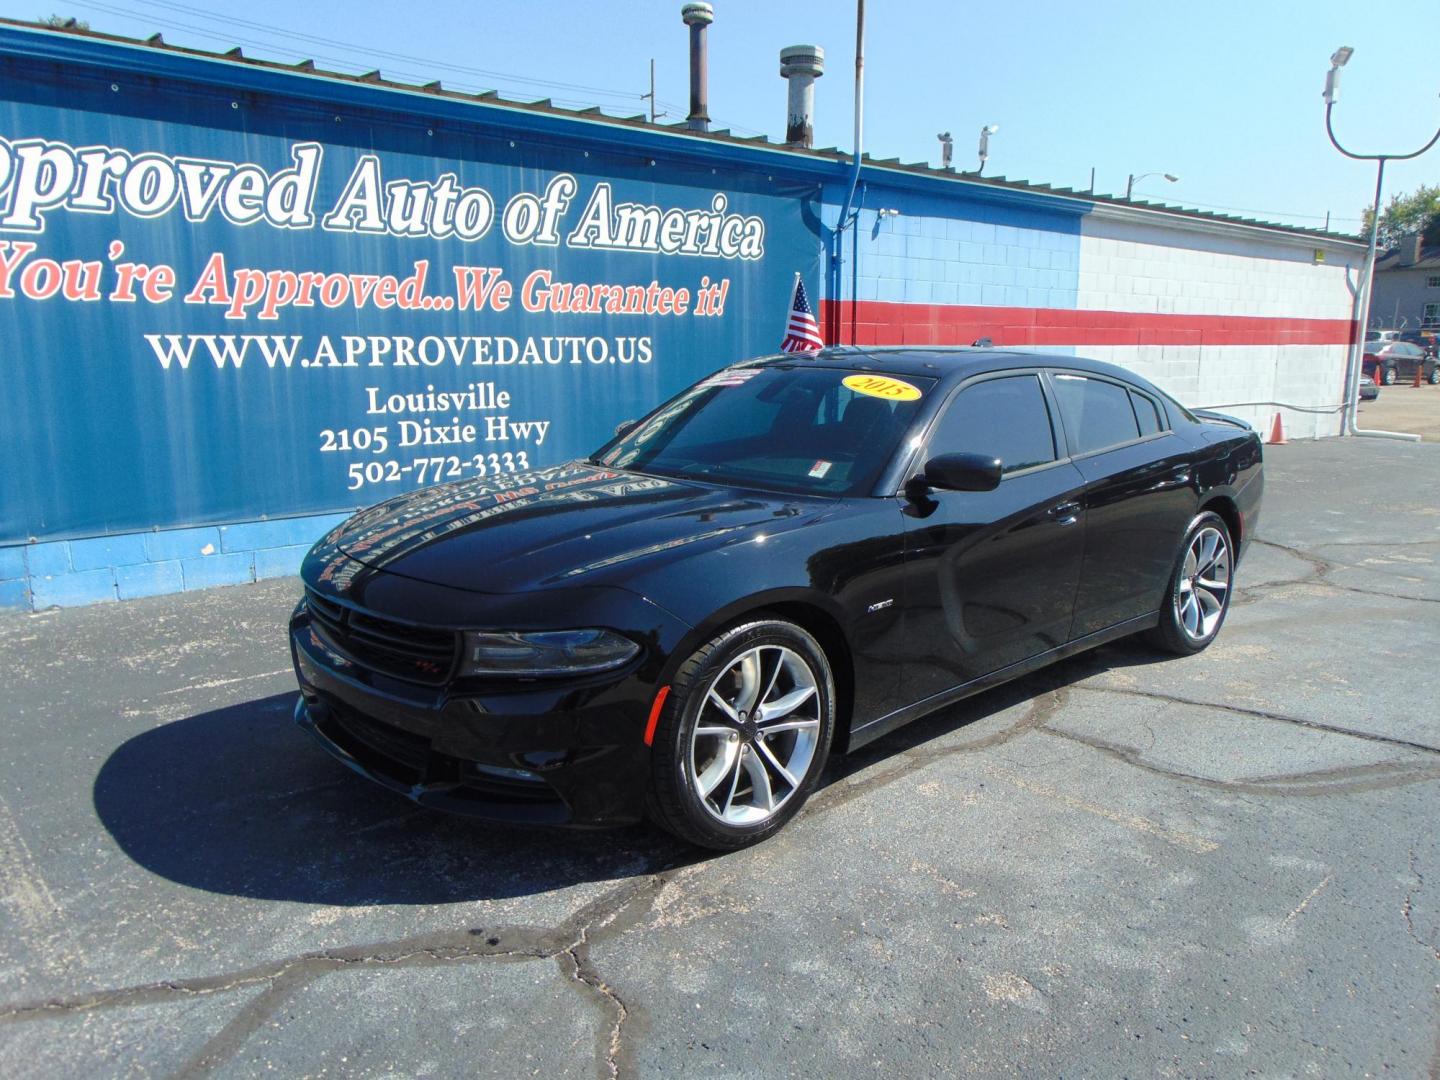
(681, 3), (713, 132)
(780, 45), (824, 148)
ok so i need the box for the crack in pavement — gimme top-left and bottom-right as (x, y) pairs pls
(1282, 874), (1334, 925)
(1250, 538), (1440, 606)
(1067, 683), (1440, 758)
(0, 875), (668, 1080)
(1404, 849), (1440, 964)
(979, 761), (1219, 854)
(560, 927), (629, 1080)
(1037, 722), (1440, 796)
(807, 686), (1068, 816)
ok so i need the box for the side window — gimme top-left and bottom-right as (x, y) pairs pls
(1129, 389), (1163, 436)
(1052, 375), (1142, 455)
(928, 375), (1056, 475)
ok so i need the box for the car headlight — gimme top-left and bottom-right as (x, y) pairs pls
(459, 628), (639, 677)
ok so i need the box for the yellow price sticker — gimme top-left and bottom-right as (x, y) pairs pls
(842, 374), (923, 401)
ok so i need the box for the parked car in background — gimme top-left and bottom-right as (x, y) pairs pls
(1362, 339), (1439, 385)
(290, 347), (1263, 849)
(1359, 373), (1379, 401)
(1397, 329), (1438, 359)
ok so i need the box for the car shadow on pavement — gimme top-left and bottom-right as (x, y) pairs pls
(92, 691), (701, 907)
(92, 640), (1172, 907)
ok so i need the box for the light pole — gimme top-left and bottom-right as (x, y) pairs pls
(976, 124), (998, 174)
(1323, 45), (1438, 441)
(1126, 171), (1178, 199)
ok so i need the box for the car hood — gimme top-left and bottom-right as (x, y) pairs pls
(319, 461), (827, 594)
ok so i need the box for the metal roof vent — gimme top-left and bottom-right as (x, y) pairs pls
(682, 3), (714, 133)
(780, 45), (824, 148)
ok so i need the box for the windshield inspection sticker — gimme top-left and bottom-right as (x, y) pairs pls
(843, 374), (923, 401)
(808, 460), (833, 478)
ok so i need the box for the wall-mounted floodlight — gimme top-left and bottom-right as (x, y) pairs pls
(977, 124), (999, 174)
(1323, 45), (1354, 105)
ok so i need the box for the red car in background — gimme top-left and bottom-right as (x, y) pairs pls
(1363, 338), (1439, 385)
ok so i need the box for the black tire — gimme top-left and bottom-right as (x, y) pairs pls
(646, 618), (835, 850)
(1146, 511), (1234, 656)
(1429, 367), (1440, 386)
(1383, 366), (1397, 386)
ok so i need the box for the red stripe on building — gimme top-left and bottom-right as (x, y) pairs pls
(820, 301), (1357, 348)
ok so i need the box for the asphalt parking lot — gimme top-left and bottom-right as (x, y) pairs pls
(1359, 382), (1440, 441)
(1, 437), (1438, 1079)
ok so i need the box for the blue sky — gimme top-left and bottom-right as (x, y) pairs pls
(4, 0), (1437, 235)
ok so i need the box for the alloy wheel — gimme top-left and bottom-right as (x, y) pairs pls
(688, 645), (821, 826)
(1177, 526), (1231, 640)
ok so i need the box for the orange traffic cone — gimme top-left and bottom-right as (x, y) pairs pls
(1413, 363), (1424, 388)
(1267, 412), (1287, 445)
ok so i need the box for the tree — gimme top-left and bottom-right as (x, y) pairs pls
(1362, 184), (1440, 250)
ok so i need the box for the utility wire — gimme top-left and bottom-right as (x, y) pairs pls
(74, 2), (774, 134)
(67, 0), (649, 112)
(126, 0), (776, 134)
(112, 0), (651, 101)
(1126, 193), (1365, 225)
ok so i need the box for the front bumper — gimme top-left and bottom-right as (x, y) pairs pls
(289, 592), (680, 828)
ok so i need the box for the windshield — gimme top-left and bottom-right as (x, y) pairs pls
(594, 364), (935, 496)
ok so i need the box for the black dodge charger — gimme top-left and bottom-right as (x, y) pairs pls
(291, 347), (1262, 849)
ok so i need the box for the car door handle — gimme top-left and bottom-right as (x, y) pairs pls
(1048, 501), (1081, 524)
(1150, 465), (1190, 490)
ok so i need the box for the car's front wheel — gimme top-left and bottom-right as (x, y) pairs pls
(647, 619), (835, 850)
(1428, 366), (1440, 385)
(1147, 511), (1234, 656)
(1383, 365), (1398, 385)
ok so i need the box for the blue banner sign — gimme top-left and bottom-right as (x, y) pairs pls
(0, 75), (820, 543)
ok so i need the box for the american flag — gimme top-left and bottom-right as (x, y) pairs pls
(779, 276), (824, 353)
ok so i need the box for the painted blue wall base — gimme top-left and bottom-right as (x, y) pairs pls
(0, 512), (347, 613)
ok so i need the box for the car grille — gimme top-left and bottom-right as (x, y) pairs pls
(311, 699), (565, 808)
(305, 589), (459, 685)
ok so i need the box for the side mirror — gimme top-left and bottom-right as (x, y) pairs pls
(614, 419), (638, 438)
(912, 452), (1002, 494)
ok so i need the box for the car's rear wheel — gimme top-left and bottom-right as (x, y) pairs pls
(646, 619), (835, 850)
(1429, 367), (1440, 385)
(1147, 511), (1233, 656)
(1383, 366), (1398, 385)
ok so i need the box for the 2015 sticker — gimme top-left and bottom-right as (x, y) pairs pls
(842, 374), (923, 401)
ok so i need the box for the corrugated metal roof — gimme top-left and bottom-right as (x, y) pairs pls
(0, 16), (1361, 244)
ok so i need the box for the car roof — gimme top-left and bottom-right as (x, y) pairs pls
(745, 345), (1163, 392)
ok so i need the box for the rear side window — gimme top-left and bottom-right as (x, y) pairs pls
(1130, 390), (1163, 436)
(928, 375), (1056, 474)
(1052, 374), (1141, 455)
